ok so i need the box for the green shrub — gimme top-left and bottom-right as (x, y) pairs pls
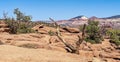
(107, 29), (120, 45)
(17, 28), (35, 34)
(5, 20), (18, 34)
(48, 30), (55, 36)
(16, 23), (35, 34)
(14, 8), (32, 22)
(85, 38), (96, 44)
(5, 19), (35, 34)
(85, 20), (103, 44)
(110, 35), (120, 46)
(4, 8), (35, 34)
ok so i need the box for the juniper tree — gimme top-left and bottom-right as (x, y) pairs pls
(85, 20), (103, 43)
(14, 8), (32, 22)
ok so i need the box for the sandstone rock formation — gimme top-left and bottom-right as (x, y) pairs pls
(32, 24), (80, 33)
(0, 32), (119, 62)
(0, 21), (10, 33)
(62, 27), (80, 33)
(32, 24), (56, 34)
(0, 21), (119, 62)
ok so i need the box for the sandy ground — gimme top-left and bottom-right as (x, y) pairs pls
(0, 45), (88, 62)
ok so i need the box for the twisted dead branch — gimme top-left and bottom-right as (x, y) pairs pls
(49, 18), (86, 54)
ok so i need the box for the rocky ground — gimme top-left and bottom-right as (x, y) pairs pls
(0, 33), (119, 62)
(0, 21), (119, 62)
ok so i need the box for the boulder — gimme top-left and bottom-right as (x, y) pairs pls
(32, 24), (56, 34)
(32, 24), (44, 31)
(62, 27), (80, 33)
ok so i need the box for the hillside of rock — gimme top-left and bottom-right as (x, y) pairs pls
(0, 21), (119, 62)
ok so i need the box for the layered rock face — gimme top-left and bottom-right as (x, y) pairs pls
(79, 39), (120, 62)
(57, 15), (120, 29)
(0, 21), (119, 62)
(32, 24), (56, 34)
(0, 32), (119, 62)
(31, 24), (120, 62)
(32, 24), (80, 33)
(0, 21), (10, 33)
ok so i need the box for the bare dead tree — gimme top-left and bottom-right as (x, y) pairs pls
(3, 11), (8, 20)
(75, 24), (86, 54)
(49, 18), (86, 54)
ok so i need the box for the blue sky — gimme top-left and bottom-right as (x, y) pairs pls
(0, 0), (120, 21)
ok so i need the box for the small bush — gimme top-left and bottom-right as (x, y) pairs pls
(4, 8), (35, 34)
(107, 29), (120, 45)
(85, 20), (103, 44)
(5, 20), (17, 34)
(18, 43), (40, 49)
(85, 38), (96, 44)
(16, 23), (35, 34)
(5, 19), (35, 34)
(48, 30), (56, 36)
(110, 39), (120, 46)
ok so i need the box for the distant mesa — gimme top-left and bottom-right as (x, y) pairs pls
(89, 16), (99, 21)
(102, 15), (120, 19)
(70, 15), (88, 21)
(56, 15), (120, 29)
(69, 15), (120, 21)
